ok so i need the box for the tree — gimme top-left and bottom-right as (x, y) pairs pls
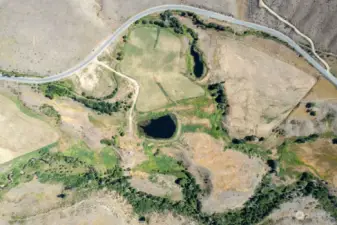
(305, 102), (313, 108)
(332, 138), (337, 144)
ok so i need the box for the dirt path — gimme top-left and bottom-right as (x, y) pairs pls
(96, 61), (139, 135)
(259, 0), (332, 73)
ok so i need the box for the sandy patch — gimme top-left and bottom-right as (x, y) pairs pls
(0, 94), (58, 164)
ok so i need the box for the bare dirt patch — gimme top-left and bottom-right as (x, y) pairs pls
(261, 196), (336, 225)
(0, 94), (58, 164)
(71, 63), (117, 98)
(182, 132), (267, 213)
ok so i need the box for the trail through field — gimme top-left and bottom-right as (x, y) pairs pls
(259, 0), (332, 73)
(96, 61), (139, 135)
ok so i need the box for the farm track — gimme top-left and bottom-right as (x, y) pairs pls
(96, 61), (139, 135)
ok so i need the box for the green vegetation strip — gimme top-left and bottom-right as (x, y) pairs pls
(39, 81), (130, 115)
(0, 141), (336, 224)
(278, 140), (321, 178)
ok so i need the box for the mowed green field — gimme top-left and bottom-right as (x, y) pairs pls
(120, 26), (204, 112)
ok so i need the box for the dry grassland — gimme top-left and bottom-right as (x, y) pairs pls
(130, 174), (183, 201)
(206, 37), (315, 138)
(71, 63), (117, 98)
(0, 94), (58, 164)
(291, 139), (337, 187)
(15, 85), (125, 149)
(284, 78), (337, 136)
(182, 132), (267, 213)
(0, 0), (109, 75)
(305, 78), (337, 101)
(120, 26), (204, 112)
(0, 179), (64, 221)
(0, 184), (194, 225)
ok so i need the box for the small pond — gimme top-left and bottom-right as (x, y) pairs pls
(190, 46), (204, 78)
(139, 114), (177, 139)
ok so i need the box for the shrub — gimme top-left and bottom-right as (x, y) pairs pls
(310, 111), (316, 116)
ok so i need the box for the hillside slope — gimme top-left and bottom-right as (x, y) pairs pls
(247, 0), (337, 54)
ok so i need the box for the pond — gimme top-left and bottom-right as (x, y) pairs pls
(139, 114), (177, 139)
(190, 46), (204, 78)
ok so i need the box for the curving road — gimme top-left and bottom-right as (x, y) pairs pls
(0, 4), (336, 87)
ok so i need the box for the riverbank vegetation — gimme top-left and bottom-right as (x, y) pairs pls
(39, 81), (130, 115)
(1, 142), (336, 224)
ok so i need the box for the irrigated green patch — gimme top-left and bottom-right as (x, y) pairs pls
(0, 141), (119, 198)
(277, 141), (320, 178)
(39, 104), (61, 123)
(228, 142), (271, 160)
(63, 142), (118, 172)
(135, 143), (185, 178)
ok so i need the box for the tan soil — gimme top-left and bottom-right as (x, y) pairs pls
(0, 94), (59, 164)
(182, 132), (267, 213)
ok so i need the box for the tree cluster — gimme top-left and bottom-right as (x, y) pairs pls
(208, 83), (229, 116)
(294, 133), (319, 143)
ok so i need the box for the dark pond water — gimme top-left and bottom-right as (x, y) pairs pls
(190, 46), (204, 78)
(139, 114), (176, 139)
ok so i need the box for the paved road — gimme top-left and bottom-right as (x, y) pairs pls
(1, 4), (337, 87)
